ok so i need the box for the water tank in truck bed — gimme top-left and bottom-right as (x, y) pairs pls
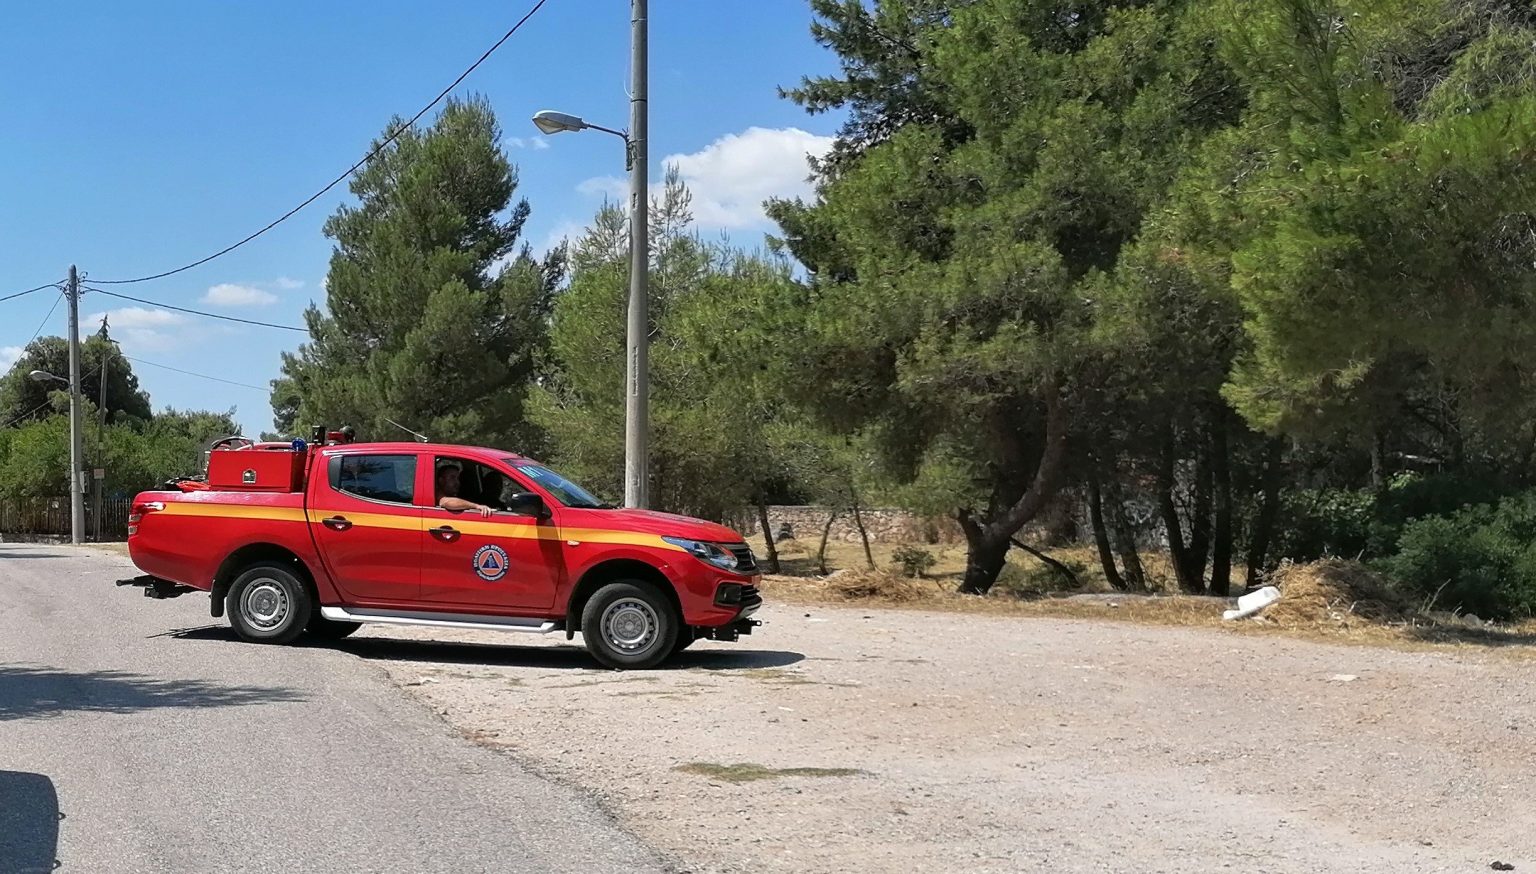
(206, 446), (306, 492)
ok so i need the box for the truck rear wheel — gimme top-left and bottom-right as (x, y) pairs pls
(581, 581), (679, 670)
(226, 563), (313, 645)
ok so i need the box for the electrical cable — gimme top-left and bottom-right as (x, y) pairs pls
(20, 290), (64, 349)
(0, 282), (63, 304)
(91, 0), (551, 286)
(122, 355), (269, 392)
(82, 287), (307, 332)
(0, 399), (58, 430)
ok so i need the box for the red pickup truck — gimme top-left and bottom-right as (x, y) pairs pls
(120, 430), (762, 669)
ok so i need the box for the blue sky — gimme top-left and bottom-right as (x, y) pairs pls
(0, 1), (843, 435)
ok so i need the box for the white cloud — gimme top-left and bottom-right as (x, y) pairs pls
(507, 136), (551, 151)
(87, 307), (189, 352)
(577, 176), (627, 200)
(202, 283), (278, 307)
(538, 219), (590, 258)
(577, 126), (834, 232)
(0, 346), (21, 372)
(272, 276), (305, 290)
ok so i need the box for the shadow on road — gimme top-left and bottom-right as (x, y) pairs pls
(1404, 625), (1536, 648)
(0, 770), (58, 874)
(337, 637), (806, 672)
(0, 549), (69, 559)
(0, 664), (306, 721)
(154, 624), (806, 671)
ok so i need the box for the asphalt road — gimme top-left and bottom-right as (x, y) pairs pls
(0, 543), (666, 874)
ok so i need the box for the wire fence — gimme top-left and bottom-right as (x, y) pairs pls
(0, 497), (132, 542)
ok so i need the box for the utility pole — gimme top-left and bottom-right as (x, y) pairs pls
(66, 265), (85, 544)
(624, 0), (649, 509)
(96, 315), (110, 542)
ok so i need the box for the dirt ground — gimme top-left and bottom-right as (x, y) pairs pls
(341, 599), (1536, 874)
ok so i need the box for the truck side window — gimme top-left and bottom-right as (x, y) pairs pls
(328, 454), (417, 505)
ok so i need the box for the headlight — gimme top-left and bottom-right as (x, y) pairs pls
(663, 536), (740, 571)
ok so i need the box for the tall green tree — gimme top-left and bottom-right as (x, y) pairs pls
(271, 96), (561, 449)
(0, 334), (151, 427)
(774, 0), (1240, 594)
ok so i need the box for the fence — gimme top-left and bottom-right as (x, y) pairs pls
(0, 497), (132, 542)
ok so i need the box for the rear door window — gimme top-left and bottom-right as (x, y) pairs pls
(328, 454), (417, 505)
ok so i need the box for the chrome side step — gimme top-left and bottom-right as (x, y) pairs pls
(320, 605), (558, 634)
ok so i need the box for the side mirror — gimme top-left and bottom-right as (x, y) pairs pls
(505, 491), (548, 519)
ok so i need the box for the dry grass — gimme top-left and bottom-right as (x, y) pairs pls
(674, 762), (866, 784)
(1261, 560), (1411, 628)
(755, 536), (1536, 656)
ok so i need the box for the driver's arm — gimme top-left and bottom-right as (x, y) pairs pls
(438, 496), (493, 518)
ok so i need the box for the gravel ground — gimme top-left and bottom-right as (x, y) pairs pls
(347, 601), (1536, 874)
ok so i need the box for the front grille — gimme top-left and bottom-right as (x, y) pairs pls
(726, 543), (758, 573)
(738, 585), (762, 610)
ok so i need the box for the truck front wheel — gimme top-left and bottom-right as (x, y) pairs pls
(226, 563), (313, 645)
(581, 581), (679, 670)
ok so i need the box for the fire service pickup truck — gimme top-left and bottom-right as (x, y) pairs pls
(119, 428), (762, 669)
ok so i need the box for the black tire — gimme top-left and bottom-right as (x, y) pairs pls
(306, 615), (363, 641)
(581, 580), (680, 670)
(671, 628), (698, 655)
(225, 562), (313, 644)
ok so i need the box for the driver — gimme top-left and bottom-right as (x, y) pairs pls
(434, 460), (493, 517)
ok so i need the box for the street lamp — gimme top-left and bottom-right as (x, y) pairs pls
(530, 4), (649, 510)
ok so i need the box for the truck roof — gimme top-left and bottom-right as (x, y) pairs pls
(316, 441), (533, 462)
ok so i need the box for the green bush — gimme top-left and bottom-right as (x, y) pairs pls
(891, 545), (938, 578)
(1272, 488), (1380, 562)
(1383, 493), (1536, 620)
(1271, 473), (1509, 566)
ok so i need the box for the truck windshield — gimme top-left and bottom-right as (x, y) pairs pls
(509, 462), (612, 509)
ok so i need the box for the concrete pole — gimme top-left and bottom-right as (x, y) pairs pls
(623, 0), (650, 509)
(66, 265), (84, 544)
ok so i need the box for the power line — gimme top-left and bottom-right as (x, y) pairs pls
(82, 287), (307, 332)
(0, 282), (63, 304)
(0, 399), (57, 430)
(22, 290), (64, 349)
(91, 0), (551, 286)
(123, 355), (269, 392)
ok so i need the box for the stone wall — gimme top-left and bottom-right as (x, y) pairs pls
(741, 506), (965, 545)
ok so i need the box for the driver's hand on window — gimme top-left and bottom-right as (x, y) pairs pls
(476, 504), (494, 518)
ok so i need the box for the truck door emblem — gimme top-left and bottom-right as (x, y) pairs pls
(473, 544), (510, 581)
(242, 469), (257, 484)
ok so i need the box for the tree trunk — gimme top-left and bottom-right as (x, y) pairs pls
(849, 485), (876, 571)
(1010, 537), (1080, 590)
(1370, 428), (1388, 495)
(1159, 428), (1199, 594)
(1107, 484), (1147, 592)
(1087, 474), (1126, 591)
(1187, 430), (1214, 593)
(957, 514), (1011, 596)
(755, 501), (780, 574)
(816, 509), (840, 575)
(1210, 413), (1234, 597)
(1245, 437), (1285, 588)
(954, 379), (1073, 595)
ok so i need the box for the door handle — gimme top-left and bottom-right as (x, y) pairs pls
(322, 516), (352, 531)
(429, 525), (460, 542)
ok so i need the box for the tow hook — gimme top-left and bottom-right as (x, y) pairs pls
(116, 576), (197, 600)
(703, 618), (761, 642)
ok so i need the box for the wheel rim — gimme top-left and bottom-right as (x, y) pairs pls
(601, 597), (660, 654)
(241, 578), (290, 631)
